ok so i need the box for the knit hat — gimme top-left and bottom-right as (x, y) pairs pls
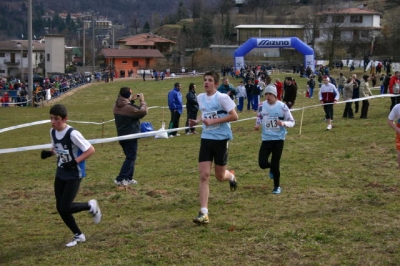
(264, 84), (277, 97)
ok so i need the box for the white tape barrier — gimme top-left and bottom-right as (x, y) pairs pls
(0, 125), (200, 154)
(0, 120), (49, 133)
(0, 98), (32, 106)
(0, 94), (398, 154)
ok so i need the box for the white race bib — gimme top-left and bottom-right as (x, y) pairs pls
(202, 111), (220, 130)
(262, 115), (280, 132)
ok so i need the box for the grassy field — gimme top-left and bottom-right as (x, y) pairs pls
(1, 70), (400, 265)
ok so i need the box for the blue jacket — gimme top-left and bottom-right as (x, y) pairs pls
(168, 87), (183, 114)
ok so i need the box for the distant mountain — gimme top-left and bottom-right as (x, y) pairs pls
(0, 0), (214, 39)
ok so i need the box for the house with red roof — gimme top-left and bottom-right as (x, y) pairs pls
(314, 5), (382, 57)
(99, 33), (176, 77)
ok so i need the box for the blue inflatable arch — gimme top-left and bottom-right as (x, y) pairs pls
(234, 37), (315, 72)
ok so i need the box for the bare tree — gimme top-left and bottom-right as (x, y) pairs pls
(189, 0), (203, 19)
(130, 14), (141, 35)
(379, 9), (400, 59)
(212, 0), (233, 24)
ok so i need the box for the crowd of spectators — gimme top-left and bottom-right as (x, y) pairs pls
(0, 72), (93, 107)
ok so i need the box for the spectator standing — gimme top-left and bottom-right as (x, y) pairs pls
(275, 78), (283, 100)
(113, 87), (148, 186)
(1, 91), (10, 107)
(40, 104), (101, 247)
(189, 70), (238, 225)
(245, 79), (254, 111)
(379, 73), (385, 94)
(255, 86), (295, 194)
(337, 73), (346, 95)
(251, 79), (262, 111)
(342, 77), (355, 118)
(307, 75), (316, 98)
(383, 73), (391, 94)
(283, 77), (297, 109)
(236, 80), (246, 112)
(217, 77), (236, 100)
(185, 83), (199, 135)
(359, 74), (372, 119)
(389, 71), (400, 112)
(168, 82), (183, 137)
(319, 76), (339, 130)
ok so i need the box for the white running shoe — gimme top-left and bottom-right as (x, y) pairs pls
(88, 199), (102, 224)
(327, 124), (332, 130)
(66, 233), (86, 247)
(126, 179), (138, 185)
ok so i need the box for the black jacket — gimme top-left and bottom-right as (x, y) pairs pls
(186, 90), (199, 112)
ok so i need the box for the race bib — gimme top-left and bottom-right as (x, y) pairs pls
(202, 111), (220, 130)
(262, 116), (280, 132)
(56, 148), (71, 167)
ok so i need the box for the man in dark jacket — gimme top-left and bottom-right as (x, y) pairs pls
(113, 87), (148, 186)
(185, 83), (199, 135)
(245, 79), (253, 111)
(283, 77), (297, 109)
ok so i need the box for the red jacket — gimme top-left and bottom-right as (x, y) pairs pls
(1, 93), (9, 103)
(389, 76), (399, 94)
(275, 81), (283, 100)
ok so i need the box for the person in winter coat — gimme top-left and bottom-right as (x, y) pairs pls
(113, 87), (148, 186)
(185, 83), (199, 134)
(359, 74), (373, 119)
(319, 76), (339, 130)
(342, 77), (355, 118)
(388, 71), (400, 112)
(283, 77), (297, 109)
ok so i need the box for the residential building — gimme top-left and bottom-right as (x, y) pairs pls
(45, 35), (65, 76)
(99, 33), (176, 77)
(116, 33), (176, 53)
(0, 40), (45, 78)
(313, 6), (382, 57)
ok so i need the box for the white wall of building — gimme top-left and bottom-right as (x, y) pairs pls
(45, 35), (65, 76)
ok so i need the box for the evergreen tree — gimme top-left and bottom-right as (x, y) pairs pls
(143, 21), (150, 33)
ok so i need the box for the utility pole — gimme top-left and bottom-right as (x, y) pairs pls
(92, 12), (95, 73)
(28, 0), (33, 105)
(83, 23), (85, 67)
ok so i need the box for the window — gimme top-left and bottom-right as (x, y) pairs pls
(23, 52), (27, 58)
(314, 30), (320, 38)
(0, 70), (5, 73)
(332, 16), (344, 23)
(122, 60), (127, 64)
(319, 16), (327, 23)
(47, 53), (50, 61)
(0, 53), (5, 57)
(133, 61), (139, 67)
(350, 15), (363, 23)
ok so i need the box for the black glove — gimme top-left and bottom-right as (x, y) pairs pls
(61, 160), (78, 170)
(41, 150), (53, 159)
